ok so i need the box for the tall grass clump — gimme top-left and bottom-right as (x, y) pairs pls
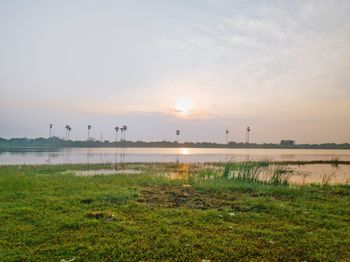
(223, 161), (291, 185)
(269, 166), (292, 185)
(223, 161), (268, 182)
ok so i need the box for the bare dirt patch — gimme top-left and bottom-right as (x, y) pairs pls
(138, 185), (242, 210)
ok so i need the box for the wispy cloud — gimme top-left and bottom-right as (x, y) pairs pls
(0, 1), (349, 142)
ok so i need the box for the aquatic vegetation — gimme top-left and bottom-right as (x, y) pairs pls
(269, 166), (292, 185)
(330, 158), (340, 168)
(221, 161), (291, 185)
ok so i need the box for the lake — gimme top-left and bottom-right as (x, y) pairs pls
(1, 147), (350, 165)
(1, 147), (350, 184)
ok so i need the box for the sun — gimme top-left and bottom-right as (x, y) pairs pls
(175, 97), (194, 113)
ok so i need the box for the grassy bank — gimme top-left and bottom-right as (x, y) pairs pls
(0, 163), (349, 261)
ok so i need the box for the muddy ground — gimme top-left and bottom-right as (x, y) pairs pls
(138, 185), (246, 210)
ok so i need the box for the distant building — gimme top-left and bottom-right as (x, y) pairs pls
(280, 140), (295, 145)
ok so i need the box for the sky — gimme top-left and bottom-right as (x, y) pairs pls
(0, 0), (350, 144)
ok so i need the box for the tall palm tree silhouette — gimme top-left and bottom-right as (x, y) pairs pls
(123, 125), (127, 141)
(65, 125), (70, 140)
(176, 130), (180, 143)
(246, 126), (251, 144)
(225, 130), (229, 144)
(49, 124), (53, 138)
(68, 126), (72, 140)
(114, 126), (119, 142)
(88, 125), (91, 141)
(120, 127), (124, 142)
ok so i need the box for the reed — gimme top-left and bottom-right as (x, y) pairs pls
(222, 161), (292, 185)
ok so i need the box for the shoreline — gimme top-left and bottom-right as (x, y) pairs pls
(1, 145), (350, 150)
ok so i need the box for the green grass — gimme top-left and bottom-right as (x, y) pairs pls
(209, 161), (293, 185)
(0, 163), (349, 261)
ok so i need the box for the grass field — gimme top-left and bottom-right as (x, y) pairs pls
(0, 163), (349, 261)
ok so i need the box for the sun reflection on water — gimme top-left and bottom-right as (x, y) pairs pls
(180, 148), (190, 155)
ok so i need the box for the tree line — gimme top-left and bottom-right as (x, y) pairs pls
(0, 137), (349, 149)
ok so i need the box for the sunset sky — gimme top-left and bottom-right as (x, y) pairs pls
(1, 0), (349, 143)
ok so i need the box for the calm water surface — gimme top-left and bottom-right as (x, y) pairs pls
(1, 147), (350, 165)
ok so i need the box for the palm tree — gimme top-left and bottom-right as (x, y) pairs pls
(49, 124), (53, 138)
(120, 127), (124, 142)
(68, 126), (72, 140)
(246, 126), (251, 144)
(123, 125), (127, 141)
(88, 125), (91, 141)
(176, 130), (180, 143)
(65, 125), (70, 140)
(114, 126), (119, 142)
(225, 130), (229, 144)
